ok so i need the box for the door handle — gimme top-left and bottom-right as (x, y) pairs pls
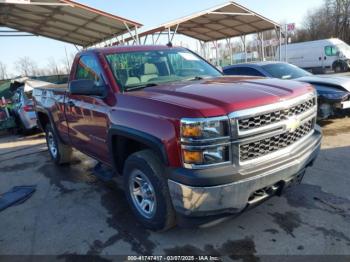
(319, 57), (322, 61)
(68, 101), (75, 107)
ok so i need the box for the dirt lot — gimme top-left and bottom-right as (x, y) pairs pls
(0, 117), (350, 259)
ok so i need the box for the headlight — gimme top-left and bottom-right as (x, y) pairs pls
(321, 91), (348, 101)
(180, 117), (229, 140)
(180, 117), (230, 168)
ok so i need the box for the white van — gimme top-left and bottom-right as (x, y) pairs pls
(277, 38), (350, 73)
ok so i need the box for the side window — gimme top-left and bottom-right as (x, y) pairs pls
(75, 55), (105, 86)
(224, 67), (242, 75)
(325, 46), (337, 56)
(242, 68), (264, 76)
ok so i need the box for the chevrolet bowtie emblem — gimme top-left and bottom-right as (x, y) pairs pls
(286, 117), (301, 132)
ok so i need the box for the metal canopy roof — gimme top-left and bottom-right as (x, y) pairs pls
(0, 0), (142, 47)
(135, 1), (280, 43)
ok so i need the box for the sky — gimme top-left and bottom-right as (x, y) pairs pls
(0, 0), (323, 76)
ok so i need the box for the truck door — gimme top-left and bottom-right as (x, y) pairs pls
(324, 45), (337, 69)
(65, 54), (110, 164)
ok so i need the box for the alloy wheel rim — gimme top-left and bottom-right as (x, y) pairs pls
(129, 169), (157, 219)
(47, 131), (58, 158)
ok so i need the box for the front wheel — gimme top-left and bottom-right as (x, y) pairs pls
(123, 149), (176, 231)
(45, 124), (72, 165)
(333, 62), (348, 73)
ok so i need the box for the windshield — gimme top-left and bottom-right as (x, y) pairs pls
(262, 63), (312, 80)
(105, 49), (221, 91)
(336, 43), (350, 56)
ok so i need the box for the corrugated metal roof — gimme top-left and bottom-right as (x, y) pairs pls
(0, 0), (142, 47)
(126, 1), (280, 43)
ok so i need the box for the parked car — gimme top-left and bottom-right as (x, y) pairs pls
(33, 45), (321, 230)
(276, 38), (350, 73)
(12, 86), (37, 131)
(10, 78), (51, 132)
(223, 62), (350, 119)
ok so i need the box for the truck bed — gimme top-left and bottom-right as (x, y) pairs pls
(35, 83), (68, 92)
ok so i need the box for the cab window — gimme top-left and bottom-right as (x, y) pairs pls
(75, 55), (105, 86)
(224, 67), (264, 76)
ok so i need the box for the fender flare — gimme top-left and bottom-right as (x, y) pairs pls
(35, 106), (65, 143)
(107, 125), (169, 172)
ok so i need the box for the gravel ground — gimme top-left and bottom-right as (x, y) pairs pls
(0, 118), (350, 261)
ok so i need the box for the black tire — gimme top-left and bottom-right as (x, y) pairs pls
(45, 124), (72, 165)
(14, 115), (25, 135)
(333, 62), (347, 73)
(123, 149), (176, 231)
(335, 64), (342, 73)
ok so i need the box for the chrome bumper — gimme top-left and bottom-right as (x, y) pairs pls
(168, 129), (322, 217)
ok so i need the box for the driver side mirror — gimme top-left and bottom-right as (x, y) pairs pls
(69, 79), (106, 97)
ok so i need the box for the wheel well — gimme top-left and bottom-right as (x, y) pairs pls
(111, 135), (157, 174)
(332, 60), (345, 68)
(37, 112), (50, 130)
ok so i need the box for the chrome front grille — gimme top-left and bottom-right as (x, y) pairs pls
(239, 119), (314, 162)
(238, 98), (315, 131)
(229, 92), (318, 165)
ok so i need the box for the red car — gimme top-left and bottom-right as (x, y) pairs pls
(33, 45), (322, 230)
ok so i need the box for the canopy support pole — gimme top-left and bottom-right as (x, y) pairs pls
(241, 35), (247, 63)
(214, 41), (219, 66)
(169, 24), (179, 43)
(275, 26), (282, 61)
(279, 28), (282, 61)
(155, 30), (162, 44)
(199, 41), (204, 58)
(257, 32), (265, 61)
(262, 33), (265, 61)
(123, 22), (137, 45)
(143, 34), (148, 45)
(284, 24), (288, 62)
(135, 26), (140, 45)
(226, 38), (233, 65)
(167, 28), (171, 43)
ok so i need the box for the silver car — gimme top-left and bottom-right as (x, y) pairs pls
(12, 87), (37, 130)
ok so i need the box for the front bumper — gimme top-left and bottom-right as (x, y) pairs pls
(168, 128), (322, 217)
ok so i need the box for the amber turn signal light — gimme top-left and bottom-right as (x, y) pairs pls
(183, 150), (203, 164)
(181, 125), (202, 138)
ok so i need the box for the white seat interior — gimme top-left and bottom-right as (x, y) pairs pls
(140, 63), (159, 83)
(125, 77), (140, 86)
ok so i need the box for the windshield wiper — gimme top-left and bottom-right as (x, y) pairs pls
(182, 76), (212, 82)
(125, 83), (158, 91)
(188, 76), (205, 81)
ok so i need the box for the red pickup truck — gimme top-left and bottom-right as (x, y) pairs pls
(33, 45), (322, 230)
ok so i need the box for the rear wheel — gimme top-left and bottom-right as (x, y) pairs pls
(123, 149), (176, 231)
(45, 124), (72, 165)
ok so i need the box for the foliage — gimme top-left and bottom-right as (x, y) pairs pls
(293, 0), (350, 43)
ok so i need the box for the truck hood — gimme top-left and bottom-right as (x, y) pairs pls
(297, 75), (350, 93)
(124, 76), (314, 117)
